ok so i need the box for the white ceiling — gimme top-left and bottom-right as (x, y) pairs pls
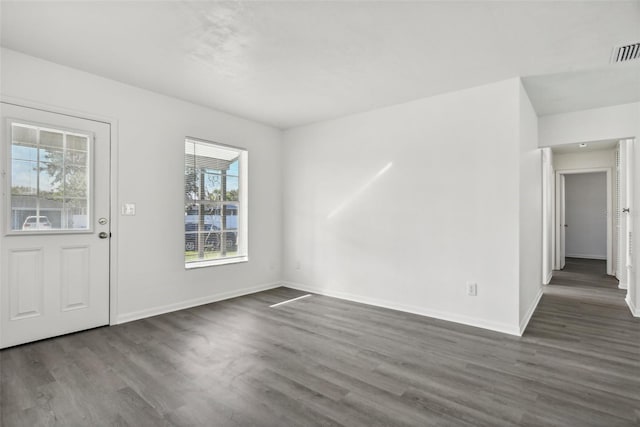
(522, 63), (640, 116)
(1, 1), (639, 129)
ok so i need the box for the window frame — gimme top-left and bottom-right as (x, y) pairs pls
(184, 136), (248, 269)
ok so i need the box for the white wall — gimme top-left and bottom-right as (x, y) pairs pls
(540, 104), (640, 317)
(553, 149), (615, 170)
(539, 103), (639, 148)
(541, 148), (554, 284)
(518, 83), (542, 331)
(0, 48), (283, 322)
(564, 173), (607, 259)
(283, 78), (523, 334)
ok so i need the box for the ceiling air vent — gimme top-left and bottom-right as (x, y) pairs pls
(611, 42), (640, 63)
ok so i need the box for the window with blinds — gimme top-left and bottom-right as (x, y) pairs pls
(184, 138), (248, 267)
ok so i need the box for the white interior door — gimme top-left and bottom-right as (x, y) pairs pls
(1, 103), (110, 348)
(615, 145), (622, 281)
(623, 140), (634, 292)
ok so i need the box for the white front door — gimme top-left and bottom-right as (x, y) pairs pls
(1, 103), (110, 348)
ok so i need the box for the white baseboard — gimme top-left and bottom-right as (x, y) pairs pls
(626, 295), (639, 317)
(116, 281), (282, 324)
(282, 281), (521, 336)
(618, 281), (628, 290)
(544, 271), (553, 285)
(519, 287), (543, 335)
(565, 254), (607, 260)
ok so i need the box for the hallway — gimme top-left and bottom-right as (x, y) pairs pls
(544, 257), (625, 310)
(520, 257), (640, 423)
(541, 257), (630, 324)
(550, 257), (619, 289)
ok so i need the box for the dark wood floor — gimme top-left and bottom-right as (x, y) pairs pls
(550, 257), (620, 289)
(2, 264), (639, 426)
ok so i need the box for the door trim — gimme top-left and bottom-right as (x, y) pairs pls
(620, 138), (635, 313)
(554, 167), (613, 275)
(1, 95), (120, 326)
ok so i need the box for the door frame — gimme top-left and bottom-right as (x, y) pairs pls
(1, 95), (120, 326)
(620, 138), (635, 309)
(554, 167), (613, 275)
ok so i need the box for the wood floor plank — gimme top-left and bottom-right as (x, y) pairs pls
(2, 258), (639, 426)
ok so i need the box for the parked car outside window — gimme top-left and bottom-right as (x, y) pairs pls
(184, 223), (237, 251)
(22, 216), (52, 230)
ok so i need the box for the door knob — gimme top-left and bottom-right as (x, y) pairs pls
(98, 232), (109, 239)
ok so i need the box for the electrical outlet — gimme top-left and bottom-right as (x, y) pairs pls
(466, 282), (477, 296)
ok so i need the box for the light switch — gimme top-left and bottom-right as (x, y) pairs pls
(121, 203), (136, 216)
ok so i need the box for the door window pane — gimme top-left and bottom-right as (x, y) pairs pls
(9, 123), (91, 232)
(11, 159), (38, 194)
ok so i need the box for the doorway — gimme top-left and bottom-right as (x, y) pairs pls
(555, 168), (613, 275)
(0, 103), (111, 348)
(542, 139), (636, 318)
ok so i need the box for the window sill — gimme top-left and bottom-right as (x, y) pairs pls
(185, 256), (248, 270)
